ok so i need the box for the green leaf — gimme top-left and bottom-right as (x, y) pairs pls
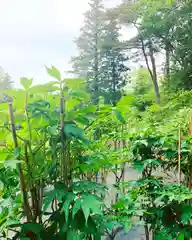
(20, 78), (33, 90)
(0, 151), (9, 161)
(64, 78), (85, 90)
(43, 188), (65, 212)
(82, 194), (103, 216)
(6, 219), (20, 227)
(177, 233), (184, 240)
(64, 124), (85, 141)
(133, 162), (145, 172)
(3, 159), (21, 169)
(75, 116), (90, 126)
(124, 221), (131, 233)
(81, 201), (90, 225)
(29, 83), (59, 93)
(47, 125), (58, 135)
(21, 223), (43, 235)
(93, 234), (102, 240)
(70, 90), (90, 101)
(72, 198), (81, 219)
(0, 181), (4, 189)
(63, 193), (76, 223)
(181, 206), (192, 224)
(46, 66), (61, 81)
(117, 95), (135, 107)
(67, 230), (81, 240)
(114, 110), (126, 124)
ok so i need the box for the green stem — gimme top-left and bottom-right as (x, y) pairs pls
(8, 103), (32, 221)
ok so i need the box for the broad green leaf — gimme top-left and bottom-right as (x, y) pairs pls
(63, 193), (76, 223)
(46, 66), (61, 81)
(113, 110), (126, 124)
(82, 194), (103, 216)
(81, 201), (90, 225)
(72, 198), (81, 219)
(64, 124), (86, 141)
(66, 98), (80, 111)
(20, 78), (33, 90)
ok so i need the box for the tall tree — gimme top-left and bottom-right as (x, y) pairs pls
(71, 0), (105, 104)
(108, 0), (177, 103)
(100, 17), (129, 105)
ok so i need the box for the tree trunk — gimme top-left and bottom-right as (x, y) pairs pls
(165, 42), (170, 84)
(148, 41), (160, 104)
(93, 16), (99, 105)
(144, 224), (150, 240)
(112, 61), (116, 106)
(140, 37), (160, 104)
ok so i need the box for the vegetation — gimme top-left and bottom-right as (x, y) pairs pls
(1, 0), (192, 239)
(0, 67), (12, 101)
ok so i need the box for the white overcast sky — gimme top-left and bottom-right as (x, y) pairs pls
(0, 0), (136, 86)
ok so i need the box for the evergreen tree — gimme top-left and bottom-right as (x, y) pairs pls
(100, 18), (129, 105)
(71, 0), (105, 104)
(71, 0), (129, 105)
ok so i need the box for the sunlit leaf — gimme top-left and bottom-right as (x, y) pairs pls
(3, 159), (21, 169)
(20, 78), (33, 90)
(46, 66), (61, 81)
(114, 110), (126, 124)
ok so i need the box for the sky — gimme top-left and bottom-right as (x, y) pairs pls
(0, 0), (128, 86)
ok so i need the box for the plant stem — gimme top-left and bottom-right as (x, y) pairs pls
(8, 103), (32, 221)
(144, 224), (150, 240)
(60, 87), (68, 186)
(178, 126), (181, 185)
